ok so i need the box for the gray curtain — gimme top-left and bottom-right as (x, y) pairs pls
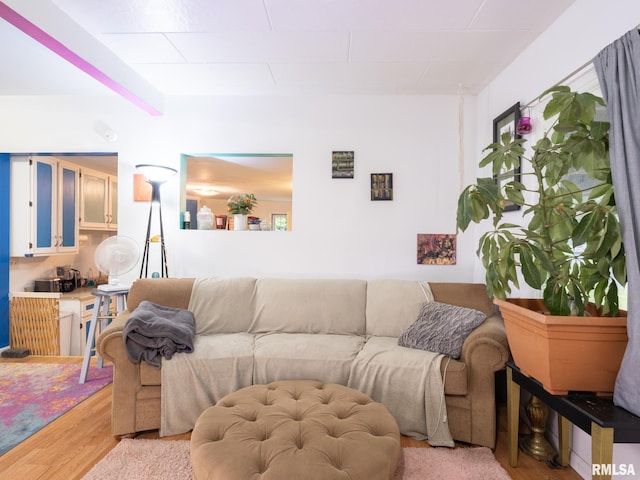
(594, 28), (640, 416)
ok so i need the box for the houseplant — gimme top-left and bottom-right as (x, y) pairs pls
(227, 193), (257, 230)
(457, 86), (627, 394)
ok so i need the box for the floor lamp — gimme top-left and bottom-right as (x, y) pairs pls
(136, 164), (177, 278)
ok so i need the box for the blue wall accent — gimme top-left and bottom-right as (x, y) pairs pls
(0, 153), (10, 347)
(61, 166), (76, 247)
(36, 160), (53, 249)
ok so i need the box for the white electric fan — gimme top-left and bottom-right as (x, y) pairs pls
(94, 235), (141, 291)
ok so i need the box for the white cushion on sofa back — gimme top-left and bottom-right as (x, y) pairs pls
(365, 279), (434, 337)
(188, 277), (257, 334)
(250, 278), (367, 335)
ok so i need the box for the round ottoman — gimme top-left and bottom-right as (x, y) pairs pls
(191, 380), (401, 480)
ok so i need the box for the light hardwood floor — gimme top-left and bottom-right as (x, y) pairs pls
(0, 356), (583, 480)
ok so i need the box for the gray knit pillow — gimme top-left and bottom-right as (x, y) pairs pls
(398, 301), (486, 358)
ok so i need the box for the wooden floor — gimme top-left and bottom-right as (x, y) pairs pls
(0, 356), (583, 480)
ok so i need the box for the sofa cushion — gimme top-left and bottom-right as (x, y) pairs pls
(161, 333), (255, 436)
(250, 278), (367, 335)
(140, 361), (161, 386)
(347, 336), (454, 446)
(253, 333), (366, 385)
(398, 302), (486, 359)
(365, 279), (434, 337)
(188, 277), (257, 334)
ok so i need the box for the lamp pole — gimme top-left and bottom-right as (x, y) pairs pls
(136, 164), (176, 278)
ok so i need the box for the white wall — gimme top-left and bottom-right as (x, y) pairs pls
(1, 93), (477, 284)
(475, 0), (640, 477)
(9, 230), (113, 291)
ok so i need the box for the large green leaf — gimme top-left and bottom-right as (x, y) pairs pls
(588, 183), (613, 203)
(530, 244), (555, 273)
(504, 182), (525, 205)
(520, 249), (542, 289)
(544, 279), (571, 316)
(572, 210), (600, 246)
(590, 120), (610, 141)
(612, 247), (627, 285)
(595, 214), (621, 258)
(456, 188), (473, 231)
(606, 281), (619, 316)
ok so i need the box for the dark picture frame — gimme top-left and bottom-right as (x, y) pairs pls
(370, 173), (393, 200)
(493, 102), (522, 212)
(332, 151), (354, 178)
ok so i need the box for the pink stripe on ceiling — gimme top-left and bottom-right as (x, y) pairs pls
(0, 2), (162, 116)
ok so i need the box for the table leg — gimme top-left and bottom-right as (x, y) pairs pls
(79, 295), (102, 384)
(96, 296), (110, 370)
(507, 366), (521, 467)
(591, 422), (614, 480)
(557, 414), (571, 466)
(116, 292), (127, 313)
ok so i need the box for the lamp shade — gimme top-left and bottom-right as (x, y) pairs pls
(135, 164), (177, 184)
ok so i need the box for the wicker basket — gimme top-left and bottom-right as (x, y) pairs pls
(9, 296), (61, 355)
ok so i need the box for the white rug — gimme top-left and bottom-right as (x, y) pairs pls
(83, 438), (511, 480)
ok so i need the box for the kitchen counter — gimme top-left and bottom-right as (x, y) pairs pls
(61, 287), (98, 302)
(9, 287), (119, 356)
(11, 287), (107, 302)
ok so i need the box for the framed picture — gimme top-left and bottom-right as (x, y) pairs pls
(417, 234), (457, 265)
(370, 173), (393, 201)
(493, 102), (521, 212)
(133, 173), (152, 202)
(332, 151), (354, 178)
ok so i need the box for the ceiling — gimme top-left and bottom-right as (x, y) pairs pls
(0, 0), (576, 102)
(185, 154), (293, 202)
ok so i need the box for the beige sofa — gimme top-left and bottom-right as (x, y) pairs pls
(97, 277), (510, 448)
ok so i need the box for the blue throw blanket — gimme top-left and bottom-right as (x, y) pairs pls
(123, 301), (196, 368)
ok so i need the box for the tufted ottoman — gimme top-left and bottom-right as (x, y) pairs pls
(190, 380), (401, 479)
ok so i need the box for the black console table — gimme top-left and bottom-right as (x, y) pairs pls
(507, 361), (640, 480)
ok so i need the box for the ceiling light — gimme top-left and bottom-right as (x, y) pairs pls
(189, 185), (219, 197)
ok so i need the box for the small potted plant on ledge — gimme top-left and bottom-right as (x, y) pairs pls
(456, 86), (627, 395)
(227, 193), (257, 231)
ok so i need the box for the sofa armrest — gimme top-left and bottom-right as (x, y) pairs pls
(455, 313), (510, 448)
(97, 311), (130, 361)
(460, 314), (510, 372)
(96, 310), (142, 435)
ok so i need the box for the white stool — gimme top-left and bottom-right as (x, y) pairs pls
(79, 288), (129, 384)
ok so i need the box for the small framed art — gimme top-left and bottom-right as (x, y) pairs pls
(371, 173), (393, 201)
(417, 234), (457, 265)
(332, 151), (354, 178)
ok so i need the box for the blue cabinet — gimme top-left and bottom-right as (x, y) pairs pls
(0, 153), (9, 347)
(11, 156), (79, 256)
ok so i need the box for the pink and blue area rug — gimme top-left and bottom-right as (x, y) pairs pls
(0, 362), (113, 456)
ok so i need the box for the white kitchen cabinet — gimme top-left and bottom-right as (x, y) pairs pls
(79, 167), (117, 230)
(59, 296), (89, 356)
(59, 289), (117, 356)
(10, 155), (79, 257)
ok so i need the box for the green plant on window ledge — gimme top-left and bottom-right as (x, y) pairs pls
(227, 193), (257, 215)
(456, 86), (626, 316)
